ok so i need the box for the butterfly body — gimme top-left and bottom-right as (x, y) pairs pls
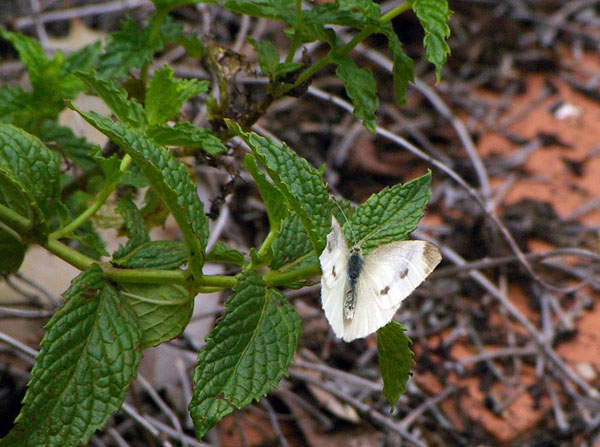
(320, 216), (441, 342)
(344, 247), (363, 319)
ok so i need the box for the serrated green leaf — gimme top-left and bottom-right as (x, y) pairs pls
(119, 283), (193, 348)
(179, 32), (206, 58)
(147, 122), (226, 155)
(77, 71), (146, 128)
(411, 0), (451, 82)
(189, 270), (301, 438)
(0, 224), (26, 274)
(97, 16), (182, 81)
(249, 38), (281, 78)
(243, 154), (287, 234)
(377, 321), (414, 407)
(0, 168), (35, 223)
(146, 65), (209, 126)
(38, 120), (99, 171)
(0, 28), (53, 89)
(330, 54), (378, 133)
(113, 240), (186, 269)
(381, 23), (414, 104)
(68, 105), (207, 276)
(113, 197), (150, 259)
(208, 0), (296, 21)
(0, 85), (29, 123)
(206, 241), (246, 266)
(0, 265), (142, 447)
(0, 29), (84, 119)
(339, 0), (379, 19)
(64, 41), (101, 73)
(0, 123), (61, 227)
(348, 171), (432, 253)
(228, 122), (330, 254)
(270, 212), (311, 269)
(151, 0), (196, 9)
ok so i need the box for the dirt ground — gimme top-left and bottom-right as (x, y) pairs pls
(1, 1), (600, 447)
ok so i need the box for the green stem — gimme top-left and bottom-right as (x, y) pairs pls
(45, 238), (238, 289)
(0, 202), (32, 235)
(284, 0), (303, 64)
(380, 1), (412, 25)
(263, 263), (321, 288)
(45, 239), (96, 271)
(279, 1), (412, 96)
(50, 181), (115, 240)
(140, 8), (169, 85)
(50, 155), (131, 240)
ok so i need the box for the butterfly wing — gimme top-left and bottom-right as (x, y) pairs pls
(342, 241), (441, 342)
(319, 216), (349, 339)
(367, 241), (441, 309)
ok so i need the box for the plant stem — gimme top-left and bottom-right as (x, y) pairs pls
(263, 263), (321, 288)
(50, 155), (131, 240)
(380, 1), (412, 25)
(0, 203), (32, 235)
(45, 238), (238, 289)
(285, 0), (303, 64)
(45, 239), (96, 271)
(279, 1), (412, 96)
(50, 182), (115, 240)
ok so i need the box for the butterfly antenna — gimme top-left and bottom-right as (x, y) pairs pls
(331, 197), (357, 245)
(355, 219), (400, 247)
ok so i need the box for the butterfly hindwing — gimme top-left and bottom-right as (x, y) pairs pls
(319, 216), (349, 338)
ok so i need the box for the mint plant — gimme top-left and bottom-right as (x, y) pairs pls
(0, 0), (450, 445)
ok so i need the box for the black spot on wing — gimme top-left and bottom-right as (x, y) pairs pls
(380, 286), (390, 295)
(398, 268), (408, 279)
(332, 266), (336, 278)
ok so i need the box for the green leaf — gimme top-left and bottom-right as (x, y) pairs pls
(97, 16), (182, 81)
(249, 38), (281, 78)
(207, 0), (296, 22)
(0, 168), (35, 224)
(377, 321), (414, 407)
(0, 123), (61, 225)
(270, 212), (311, 269)
(0, 265), (142, 447)
(0, 28), (53, 89)
(119, 283), (193, 348)
(178, 32), (206, 58)
(145, 65), (209, 126)
(113, 240), (187, 270)
(189, 270), (301, 438)
(348, 171), (432, 253)
(77, 71), (146, 128)
(411, 0), (451, 82)
(38, 120), (99, 171)
(0, 85), (29, 123)
(330, 54), (378, 133)
(228, 122), (330, 254)
(0, 29), (84, 118)
(0, 224), (26, 274)
(64, 41), (101, 73)
(206, 241), (247, 266)
(243, 154), (287, 234)
(147, 122), (226, 155)
(381, 23), (414, 104)
(113, 197), (150, 259)
(68, 106), (208, 277)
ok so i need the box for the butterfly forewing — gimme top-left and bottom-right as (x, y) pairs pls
(364, 241), (442, 310)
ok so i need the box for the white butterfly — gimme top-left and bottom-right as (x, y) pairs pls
(319, 216), (442, 342)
